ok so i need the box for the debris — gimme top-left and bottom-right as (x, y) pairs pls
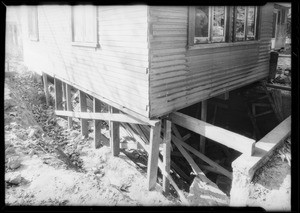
(5, 147), (16, 156)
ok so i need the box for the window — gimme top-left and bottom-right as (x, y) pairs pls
(189, 6), (259, 47)
(194, 6), (227, 44)
(234, 6), (258, 41)
(28, 6), (39, 41)
(72, 5), (98, 47)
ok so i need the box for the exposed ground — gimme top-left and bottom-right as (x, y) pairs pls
(4, 55), (291, 209)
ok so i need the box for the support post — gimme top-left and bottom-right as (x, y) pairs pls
(42, 73), (49, 106)
(110, 106), (120, 156)
(200, 100), (207, 154)
(162, 119), (171, 194)
(62, 82), (66, 110)
(54, 78), (63, 110)
(66, 84), (72, 129)
(94, 98), (102, 149)
(79, 90), (88, 138)
(147, 121), (161, 190)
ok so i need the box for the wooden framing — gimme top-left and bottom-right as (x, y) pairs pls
(162, 119), (171, 194)
(79, 90), (88, 138)
(93, 97), (102, 149)
(110, 106), (120, 156)
(54, 78), (63, 110)
(200, 100), (207, 154)
(42, 72), (49, 106)
(230, 116), (291, 206)
(172, 135), (232, 179)
(65, 84), (72, 128)
(147, 121), (161, 190)
(55, 110), (151, 125)
(170, 112), (255, 156)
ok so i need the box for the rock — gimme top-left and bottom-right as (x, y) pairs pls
(28, 128), (37, 138)
(6, 173), (22, 185)
(29, 149), (36, 157)
(7, 156), (22, 170)
(5, 147), (16, 156)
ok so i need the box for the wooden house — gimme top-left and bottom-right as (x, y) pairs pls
(9, 3), (285, 202)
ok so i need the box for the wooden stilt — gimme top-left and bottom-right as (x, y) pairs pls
(147, 121), (161, 190)
(200, 100), (207, 154)
(54, 78), (63, 110)
(62, 82), (66, 110)
(162, 119), (171, 194)
(93, 98), (102, 149)
(42, 73), (49, 106)
(110, 106), (120, 156)
(79, 90), (88, 138)
(65, 84), (72, 129)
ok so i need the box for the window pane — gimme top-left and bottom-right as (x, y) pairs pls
(235, 6), (246, 41)
(194, 6), (209, 44)
(84, 6), (96, 43)
(246, 6), (256, 40)
(212, 6), (225, 42)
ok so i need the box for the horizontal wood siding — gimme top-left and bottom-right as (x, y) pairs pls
(21, 5), (149, 118)
(149, 4), (274, 118)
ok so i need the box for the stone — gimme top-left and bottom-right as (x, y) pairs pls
(5, 147), (16, 156)
(7, 174), (22, 185)
(7, 156), (21, 170)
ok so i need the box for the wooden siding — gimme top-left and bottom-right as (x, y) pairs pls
(21, 5), (149, 118)
(149, 4), (274, 118)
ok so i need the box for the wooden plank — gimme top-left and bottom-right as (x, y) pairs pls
(65, 84), (72, 129)
(79, 91), (88, 138)
(42, 73), (49, 106)
(147, 121), (161, 190)
(54, 78), (63, 110)
(170, 112), (255, 156)
(157, 159), (189, 205)
(266, 83), (291, 91)
(55, 110), (150, 125)
(200, 100), (207, 154)
(93, 97), (102, 149)
(110, 107), (120, 156)
(162, 119), (171, 194)
(171, 135), (207, 180)
(172, 135), (232, 180)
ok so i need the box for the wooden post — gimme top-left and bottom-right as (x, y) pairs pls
(65, 84), (72, 129)
(200, 100), (207, 154)
(162, 119), (171, 194)
(110, 106), (120, 156)
(42, 73), (49, 106)
(79, 90), (88, 138)
(93, 97), (102, 149)
(54, 78), (63, 110)
(62, 82), (66, 110)
(147, 121), (161, 190)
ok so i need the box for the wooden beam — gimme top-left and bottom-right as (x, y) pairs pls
(162, 119), (171, 194)
(200, 100), (207, 154)
(172, 135), (207, 180)
(147, 121), (161, 191)
(172, 135), (232, 179)
(171, 161), (192, 182)
(55, 110), (150, 125)
(79, 91), (88, 138)
(42, 73), (49, 106)
(110, 107), (120, 156)
(93, 98), (101, 149)
(266, 83), (291, 91)
(170, 112), (255, 156)
(158, 159), (189, 205)
(65, 84), (72, 129)
(54, 78), (63, 110)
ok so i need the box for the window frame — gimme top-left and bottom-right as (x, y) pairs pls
(71, 5), (99, 48)
(28, 6), (39, 41)
(188, 6), (260, 48)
